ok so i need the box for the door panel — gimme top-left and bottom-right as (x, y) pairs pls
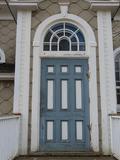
(40, 58), (90, 151)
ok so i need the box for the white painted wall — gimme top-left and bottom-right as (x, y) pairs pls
(97, 11), (117, 154)
(0, 115), (20, 160)
(13, 10), (32, 154)
(110, 116), (120, 160)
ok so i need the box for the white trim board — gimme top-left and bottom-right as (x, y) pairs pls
(31, 11), (99, 153)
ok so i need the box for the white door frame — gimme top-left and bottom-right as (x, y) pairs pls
(31, 8), (99, 152)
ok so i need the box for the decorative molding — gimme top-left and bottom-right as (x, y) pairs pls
(13, 10), (31, 154)
(97, 11), (117, 154)
(91, 1), (119, 10)
(0, 48), (5, 64)
(59, 2), (69, 17)
(31, 13), (99, 153)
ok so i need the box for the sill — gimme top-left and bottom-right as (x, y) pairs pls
(0, 73), (14, 80)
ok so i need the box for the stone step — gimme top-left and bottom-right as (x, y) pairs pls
(14, 152), (116, 160)
(14, 155), (116, 160)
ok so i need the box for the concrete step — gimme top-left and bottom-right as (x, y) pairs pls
(14, 156), (116, 160)
(14, 152), (116, 160)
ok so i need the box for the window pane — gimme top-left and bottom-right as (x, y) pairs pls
(61, 80), (68, 109)
(79, 43), (85, 51)
(65, 23), (77, 32)
(48, 66), (54, 73)
(52, 23), (63, 31)
(61, 66), (68, 73)
(76, 121), (82, 140)
(71, 45), (77, 51)
(44, 44), (49, 51)
(77, 31), (85, 42)
(75, 80), (82, 109)
(52, 36), (58, 42)
(57, 32), (64, 37)
(71, 36), (77, 42)
(43, 22), (85, 51)
(51, 44), (57, 51)
(61, 121), (68, 140)
(47, 80), (54, 110)
(44, 31), (52, 42)
(65, 32), (71, 37)
(59, 39), (69, 51)
(47, 121), (53, 140)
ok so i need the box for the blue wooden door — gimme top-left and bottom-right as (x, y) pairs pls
(40, 58), (90, 151)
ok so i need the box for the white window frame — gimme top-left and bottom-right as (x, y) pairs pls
(114, 47), (120, 112)
(0, 48), (5, 64)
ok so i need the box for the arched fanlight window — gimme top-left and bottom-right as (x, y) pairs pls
(115, 52), (120, 105)
(43, 22), (85, 51)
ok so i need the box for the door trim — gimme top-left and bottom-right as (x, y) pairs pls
(31, 12), (99, 152)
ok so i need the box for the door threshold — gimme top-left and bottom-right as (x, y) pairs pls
(30, 151), (101, 157)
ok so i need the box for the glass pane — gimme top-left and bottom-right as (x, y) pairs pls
(51, 44), (57, 51)
(61, 66), (68, 73)
(44, 44), (49, 51)
(65, 23), (77, 32)
(61, 80), (68, 109)
(47, 121), (53, 140)
(47, 80), (54, 110)
(48, 66), (54, 73)
(75, 80), (82, 109)
(65, 32), (71, 37)
(76, 121), (82, 140)
(71, 36), (77, 42)
(61, 121), (68, 140)
(57, 32), (64, 37)
(79, 43), (85, 51)
(59, 39), (69, 51)
(44, 31), (52, 42)
(117, 89), (120, 104)
(52, 23), (63, 31)
(116, 72), (120, 81)
(71, 45), (77, 51)
(75, 66), (81, 73)
(52, 36), (58, 42)
(77, 31), (85, 42)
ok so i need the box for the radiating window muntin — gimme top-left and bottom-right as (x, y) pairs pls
(44, 22), (85, 51)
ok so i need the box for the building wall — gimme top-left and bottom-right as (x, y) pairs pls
(113, 21), (120, 50)
(0, 0), (120, 152)
(0, 21), (16, 63)
(0, 81), (14, 115)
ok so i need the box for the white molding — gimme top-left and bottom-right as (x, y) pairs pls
(91, 1), (119, 10)
(31, 12), (99, 153)
(0, 1), (38, 10)
(97, 11), (117, 155)
(13, 10), (32, 155)
(0, 48), (5, 63)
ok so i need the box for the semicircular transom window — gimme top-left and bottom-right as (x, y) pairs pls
(43, 22), (85, 51)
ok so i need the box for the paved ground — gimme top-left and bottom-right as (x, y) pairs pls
(14, 156), (116, 160)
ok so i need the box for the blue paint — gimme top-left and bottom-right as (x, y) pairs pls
(40, 58), (90, 151)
